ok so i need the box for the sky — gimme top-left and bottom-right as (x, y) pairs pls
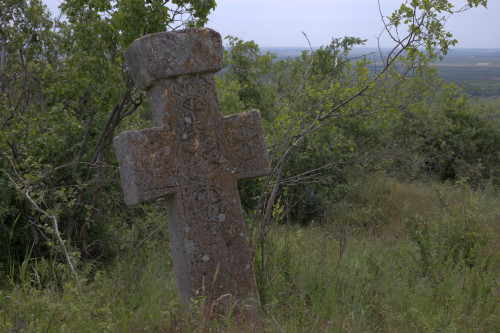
(42, 0), (500, 48)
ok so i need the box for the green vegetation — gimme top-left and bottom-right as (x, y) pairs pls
(1, 0), (499, 331)
(2, 176), (499, 331)
(437, 68), (500, 99)
(431, 48), (500, 101)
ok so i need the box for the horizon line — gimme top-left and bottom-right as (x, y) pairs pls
(258, 46), (500, 50)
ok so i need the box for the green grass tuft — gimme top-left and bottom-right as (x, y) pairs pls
(1, 175), (499, 331)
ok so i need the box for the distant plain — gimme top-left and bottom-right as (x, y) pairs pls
(262, 47), (500, 106)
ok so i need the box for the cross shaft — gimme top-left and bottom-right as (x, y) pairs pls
(114, 28), (270, 310)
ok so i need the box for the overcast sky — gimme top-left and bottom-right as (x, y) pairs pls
(43, 0), (500, 48)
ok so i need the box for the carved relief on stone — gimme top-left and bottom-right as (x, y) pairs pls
(165, 77), (215, 137)
(194, 184), (225, 222)
(114, 28), (270, 313)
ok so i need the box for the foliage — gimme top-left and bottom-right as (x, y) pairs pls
(217, 2), (496, 231)
(372, 81), (500, 185)
(234, 0), (490, 249)
(218, 35), (375, 225)
(1, 0), (498, 330)
(256, 176), (499, 331)
(0, 0), (216, 281)
(387, 0), (488, 61)
(1, 176), (499, 331)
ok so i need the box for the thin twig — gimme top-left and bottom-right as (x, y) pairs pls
(132, 221), (169, 251)
(2, 164), (79, 282)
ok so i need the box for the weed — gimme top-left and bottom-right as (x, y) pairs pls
(1, 176), (499, 331)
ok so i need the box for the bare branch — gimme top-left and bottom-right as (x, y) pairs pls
(133, 221), (169, 252)
(1, 163), (79, 282)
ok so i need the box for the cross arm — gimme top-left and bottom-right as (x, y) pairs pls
(223, 109), (271, 181)
(114, 127), (178, 205)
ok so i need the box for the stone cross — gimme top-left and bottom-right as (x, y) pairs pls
(114, 28), (270, 311)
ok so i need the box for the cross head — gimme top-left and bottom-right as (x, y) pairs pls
(114, 28), (270, 311)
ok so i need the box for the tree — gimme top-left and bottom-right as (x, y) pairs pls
(0, 0), (216, 281)
(1, 0), (491, 285)
(218, 0), (489, 278)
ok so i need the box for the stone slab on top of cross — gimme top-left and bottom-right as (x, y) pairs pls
(113, 27), (270, 312)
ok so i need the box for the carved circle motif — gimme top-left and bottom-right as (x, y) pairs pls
(194, 185), (225, 222)
(182, 96), (204, 116)
(171, 80), (211, 142)
(200, 131), (223, 165)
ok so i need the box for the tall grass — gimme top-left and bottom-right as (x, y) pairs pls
(258, 175), (499, 331)
(1, 175), (499, 331)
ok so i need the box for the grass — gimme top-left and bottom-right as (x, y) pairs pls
(258, 175), (500, 331)
(1, 174), (499, 331)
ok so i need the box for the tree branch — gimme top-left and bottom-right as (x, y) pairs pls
(1, 163), (79, 282)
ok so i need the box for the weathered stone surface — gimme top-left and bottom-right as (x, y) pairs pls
(124, 28), (223, 91)
(114, 28), (270, 311)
